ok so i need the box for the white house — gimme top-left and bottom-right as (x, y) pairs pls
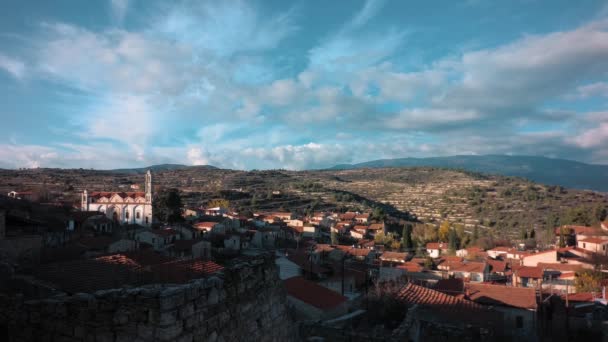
(135, 228), (179, 251)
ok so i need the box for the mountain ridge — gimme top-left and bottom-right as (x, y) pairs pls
(327, 154), (608, 192)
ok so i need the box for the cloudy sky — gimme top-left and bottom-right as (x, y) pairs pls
(1, 0), (608, 170)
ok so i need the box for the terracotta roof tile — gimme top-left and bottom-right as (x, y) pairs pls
(284, 276), (347, 310)
(466, 283), (537, 310)
(516, 266), (544, 279)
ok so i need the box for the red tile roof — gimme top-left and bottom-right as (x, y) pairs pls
(194, 222), (218, 229)
(486, 258), (507, 273)
(466, 283), (537, 310)
(435, 278), (464, 295)
(516, 266), (544, 279)
(368, 223), (383, 230)
(89, 192), (145, 199)
(563, 292), (594, 302)
(555, 225), (598, 236)
(426, 242), (449, 250)
(397, 262), (425, 273)
(395, 283), (494, 321)
(149, 259), (223, 283)
(537, 262), (583, 272)
(284, 276), (347, 310)
(380, 251), (407, 262)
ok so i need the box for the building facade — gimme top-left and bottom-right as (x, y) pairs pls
(81, 170), (153, 227)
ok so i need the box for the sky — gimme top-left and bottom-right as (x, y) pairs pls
(1, 0), (608, 170)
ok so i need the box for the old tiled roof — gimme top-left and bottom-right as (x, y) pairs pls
(124, 250), (173, 266)
(340, 212), (357, 220)
(435, 278), (464, 295)
(554, 225), (598, 235)
(355, 213), (370, 219)
(368, 223), (383, 230)
(34, 256), (145, 293)
(89, 192), (145, 199)
(562, 292), (595, 302)
(149, 259), (224, 284)
(486, 258), (507, 273)
(449, 261), (486, 273)
(426, 242), (449, 250)
(284, 276), (347, 310)
(380, 251), (407, 261)
(286, 252), (330, 275)
(396, 282), (489, 314)
(537, 262), (583, 272)
(397, 262), (425, 273)
(466, 283), (537, 310)
(516, 266), (544, 279)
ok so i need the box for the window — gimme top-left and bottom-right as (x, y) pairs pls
(515, 316), (523, 329)
(145, 217), (149, 224)
(136, 212), (141, 219)
(125, 211), (129, 220)
(583, 243), (586, 248)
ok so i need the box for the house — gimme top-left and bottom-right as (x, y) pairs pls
(283, 276), (348, 320)
(522, 250), (558, 267)
(193, 221), (225, 235)
(203, 207), (227, 216)
(302, 224), (317, 238)
(135, 228), (179, 251)
(554, 225), (599, 246)
(465, 283), (538, 341)
(447, 261), (488, 282)
(602, 220), (608, 232)
(7, 191), (37, 201)
(367, 223), (384, 236)
(393, 282), (503, 340)
(167, 239), (211, 259)
(224, 234), (249, 251)
(251, 228), (277, 248)
(380, 251), (408, 264)
(513, 266), (543, 288)
(172, 225), (204, 240)
(577, 237), (608, 255)
(286, 219), (304, 228)
(349, 228), (365, 240)
(275, 252), (303, 280)
(339, 212), (357, 221)
(426, 242), (449, 258)
(355, 213), (370, 223)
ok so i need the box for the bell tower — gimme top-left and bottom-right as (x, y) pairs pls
(145, 170), (152, 203)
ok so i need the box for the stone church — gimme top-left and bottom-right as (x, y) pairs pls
(81, 170), (153, 227)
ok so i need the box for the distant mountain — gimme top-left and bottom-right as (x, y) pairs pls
(328, 155), (608, 192)
(108, 164), (217, 174)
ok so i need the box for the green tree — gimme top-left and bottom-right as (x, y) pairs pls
(472, 225), (479, 242)
(448, 229), (459, 253)
(558, 226), (566, 248)
(530, 229), (536, 239)
(153, 188), (183, 224)
(402, 224), (413, 250)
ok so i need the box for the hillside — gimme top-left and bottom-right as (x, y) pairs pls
(0, 166), (606, 241)
(328, 155), (608, 192)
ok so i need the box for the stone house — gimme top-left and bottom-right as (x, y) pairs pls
(135, 228), (179, 251)
(465, 283), (538, 341)
(426, 242), (449, 258)
(167, 239), (211, 259)
(283, 276), (348, 320)
(513, 266), (543, 288)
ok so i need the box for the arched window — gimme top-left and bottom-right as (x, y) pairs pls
(145, 217), (149, 224)
(136, 212), (141, 219)
(125, 211), (130, 220)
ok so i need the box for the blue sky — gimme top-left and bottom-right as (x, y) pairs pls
(1, 0), (608, 169)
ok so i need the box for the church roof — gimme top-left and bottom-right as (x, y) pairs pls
(89, 192), (146, 199)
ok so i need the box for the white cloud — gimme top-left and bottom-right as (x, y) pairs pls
(575, 82), (608, 98)
(0, 53), (26, 80)
(110, 0), (130, 25)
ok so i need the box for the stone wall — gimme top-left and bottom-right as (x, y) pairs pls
(0, 254), (296, 342)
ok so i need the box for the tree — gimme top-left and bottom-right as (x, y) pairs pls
(208, 198), (230, 209)
(558, 226), (566, 248)
(439, 221), (451, 242)
(575, 270), (603, 293)
(448, 228), (459, 253)
(331, 230), (338, 246)
(153, 188), (183, 224)
(371, 207), (386, 222)
(530, 229), (536, 239)
(401, 224), (413, 250)
(472, 225), (480, 242)
(594, 205), (607, 223)
(521, 229), (528, 240)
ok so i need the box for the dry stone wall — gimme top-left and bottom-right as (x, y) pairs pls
(0, 254), (296, 342)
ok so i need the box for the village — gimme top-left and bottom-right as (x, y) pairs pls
(1, 170), (608, 341)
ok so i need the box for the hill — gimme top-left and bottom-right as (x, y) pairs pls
(328, 155), (608, 192)
(0, 166), (605, 241)
(108, 164), (217, 174)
